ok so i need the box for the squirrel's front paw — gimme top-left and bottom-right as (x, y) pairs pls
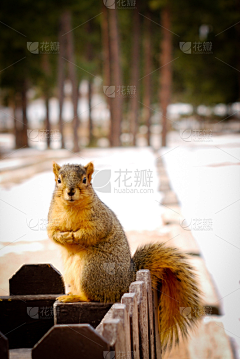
(56, 294), (85, 303)
(55, 231), (75, 244)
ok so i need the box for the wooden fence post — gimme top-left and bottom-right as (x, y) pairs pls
(102, 319), (125, 358)
(121, 292), (140, 359)
(129, 280), (149, 359)
(136, 270), (155, 359)
(112, 303), (131, 358)
(153, 289), (162, 359)
(0, 264), (65, 349)
(9, 264), (65, 295)
(32, 324), (111, 359)
(0, 332), (8, 359)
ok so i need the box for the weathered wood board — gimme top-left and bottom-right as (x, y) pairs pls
(166, 316), (234, 359)
(0, 294), (58, 348)
(54, 301), (112, 328)
(188, 257), (221, 315)
(32, 324), (111, 359)
(9, 264), (65, 295)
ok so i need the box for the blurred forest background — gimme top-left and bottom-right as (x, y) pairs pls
(0, 0), (240, 154)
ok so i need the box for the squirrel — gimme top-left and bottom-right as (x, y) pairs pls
(47, 161), (202, 351)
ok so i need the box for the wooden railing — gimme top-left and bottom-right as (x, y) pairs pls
(0, 264), (162, 359)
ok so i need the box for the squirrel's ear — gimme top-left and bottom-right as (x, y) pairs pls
(53, 162), (61, 181)
(84, 162), (94, 183)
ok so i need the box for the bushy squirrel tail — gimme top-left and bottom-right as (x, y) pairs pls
(132, 243), (202, 351)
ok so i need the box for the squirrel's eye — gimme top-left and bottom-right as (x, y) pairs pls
(58, 178), (61, 184)
(83, 177), (87, 184)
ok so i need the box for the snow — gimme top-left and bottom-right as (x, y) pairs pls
(0, 135), (239, 354)
(159, 132), (240, 356)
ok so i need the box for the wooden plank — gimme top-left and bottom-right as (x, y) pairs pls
(9, 349), (31, 359)
(112, 303), (131, 358)
(102, 319), (125, 358)
(188, 317), (234, 359)
(0, 331), (8, 359)
(54, 301), (112, 328)
(188, 257), (221, 314)
(152, 289), (161, 359)
(159, 181), (171, 192)
(0, 295), (58, 349)
(157, 167), (168, 178)
(130, 281), (149, 359)
(136, 270), (155, 359)
(158, 224), (201, 256)
(32, 324), (110, 359)
(96, 306), (114, 337)
(159, 174), (169, 185)
(161, 205), (183, 225)
(161, 191), (179, 205)
(156, 157), (164, 167)
(121, 293), (140, 359)
(9, 264), (65, 295)
(167, 316), (234, 359)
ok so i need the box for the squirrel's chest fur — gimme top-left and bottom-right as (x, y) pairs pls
(61, 248), (89, 301)
(51, 201), (89, 232)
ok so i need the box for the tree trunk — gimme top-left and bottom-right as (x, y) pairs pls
(45, 97), (50, 148)
(108, 7), (122, 147)
(21, 80), (28, 147)
(235, 18), (240, 101)
(159, 6), (172, 147)
(42, 53), (51, 149)
(101, 4), (114, 146)
(57, 13), (66, 149)
(87, 23), (94, 146)
(129, 6), (140, 146)
(143, 12), (152, 146)
(88, 80), (93, 145)
(64, 10), (79, 152)
(13, 92), (22, 149)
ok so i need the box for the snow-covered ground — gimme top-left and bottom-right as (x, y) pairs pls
(160, 132), (240, 356)
(0, 134), (239, 355)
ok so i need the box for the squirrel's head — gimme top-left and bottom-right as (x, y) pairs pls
(52, 161), (94, 205)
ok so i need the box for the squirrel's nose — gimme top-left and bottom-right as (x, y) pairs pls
(68, 188), (75, 196)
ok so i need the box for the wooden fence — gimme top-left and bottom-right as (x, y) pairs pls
(0, 264), (162, 359)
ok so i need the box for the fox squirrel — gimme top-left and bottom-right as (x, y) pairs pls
(47, 161), (202, 351)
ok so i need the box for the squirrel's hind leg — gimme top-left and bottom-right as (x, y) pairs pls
(57, 294), (90, 303)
